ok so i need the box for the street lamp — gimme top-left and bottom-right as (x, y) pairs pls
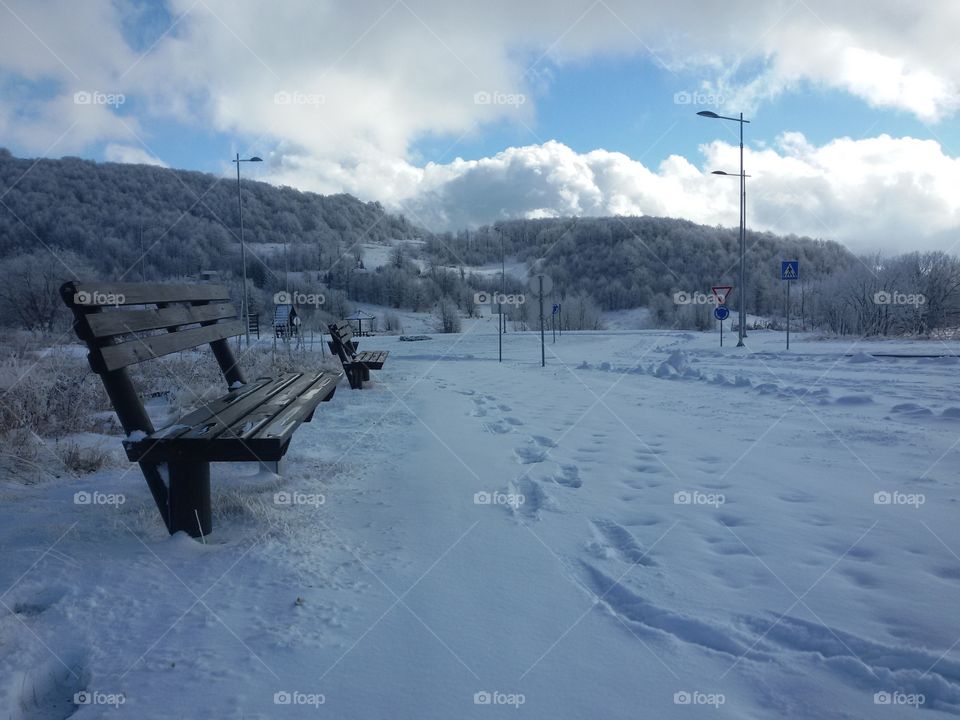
(498, 227), (504, 362)
(697, 110), (750, 347)
(232, 153), (262, 347)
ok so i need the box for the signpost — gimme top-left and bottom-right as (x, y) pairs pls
(711, 286), (733, 347)
(780, 261), (799, 350)
(529, 275), (553, 368)
(714, 305), (730, 346)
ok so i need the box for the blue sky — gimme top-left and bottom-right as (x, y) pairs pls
(1, 1), (958, 252)
(66, 51), (960, 178)
(412, 55), (960, 170)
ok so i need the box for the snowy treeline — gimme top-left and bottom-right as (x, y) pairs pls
(2, 150), (958, 337)
(426, 216), (855, 313)
(797, 252), (960, 336)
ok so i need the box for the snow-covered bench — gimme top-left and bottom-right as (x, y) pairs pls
(61, 281), (341, 538)
(327, 320), (388, 389)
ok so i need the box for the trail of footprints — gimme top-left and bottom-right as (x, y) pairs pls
(466, 392), (589, 521)
(460, 385), (960, 709)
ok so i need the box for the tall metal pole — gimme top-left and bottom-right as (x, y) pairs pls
(139, 225), (146, 281)
(737, 114), (746, 347)
(786, 279), (791, 351)
(499, 230), (504, 362)
(236, 153), (251, 348)
(501, 231), (506, 335)
(539, 275), (545, 368)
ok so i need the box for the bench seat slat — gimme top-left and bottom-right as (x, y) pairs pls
(124, 371), (341, 462)
(123, 376), (291, 460)
(174, 373), (304, 441)
(234, 373), (338, 445)
(99, 319), (244, 371)
(218, 373), (325, 441)
(353, 350), (388, 369)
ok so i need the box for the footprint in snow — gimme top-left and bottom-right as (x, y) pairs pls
(549, 464), (582, 488)
(515, 446), (547, 464)
(589, 519), (657, 566)
(483, 422), (511, 435)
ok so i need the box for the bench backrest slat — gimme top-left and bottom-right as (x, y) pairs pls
(84, 302), (237, 338)
(62, 281), (245, 374)
(329, 320), (357, 359)
(70, 282), (230, 306)
(98, 319), (245, 371)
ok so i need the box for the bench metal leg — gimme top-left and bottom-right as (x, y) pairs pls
(167, 461), (212, 538)
(347, 367), (362, 389)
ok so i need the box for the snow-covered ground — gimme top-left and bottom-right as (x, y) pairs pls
(357, 240), (427, 272)
(462, 257), (529, 282)
(3, 330), (959, 718)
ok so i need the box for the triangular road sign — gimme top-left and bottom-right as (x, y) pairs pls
(711, 285), (734, 305)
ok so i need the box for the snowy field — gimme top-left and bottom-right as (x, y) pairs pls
(2, 329), (960, 718)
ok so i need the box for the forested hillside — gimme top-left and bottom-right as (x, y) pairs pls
(2, 149), (957, 338)
(0, 147), (420, 281)
(428, 217), (853, 310)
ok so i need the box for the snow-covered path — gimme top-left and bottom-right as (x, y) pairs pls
(2, 329), (959, 718)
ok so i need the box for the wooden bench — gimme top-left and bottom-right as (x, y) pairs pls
(61, 281), (341, 538)
(327, 320), (388, 389)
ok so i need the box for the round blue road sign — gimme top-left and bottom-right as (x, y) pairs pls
(714, 306), (730, 321)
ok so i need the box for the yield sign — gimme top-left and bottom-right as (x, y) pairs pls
(711, 285), (734, 305)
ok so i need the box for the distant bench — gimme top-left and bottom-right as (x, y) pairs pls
(61, 281), (341, 538)
(328, 320), (388, 389)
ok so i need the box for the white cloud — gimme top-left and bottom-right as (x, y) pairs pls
(103, 143), (167, 167)
(385, 135), (960, 254)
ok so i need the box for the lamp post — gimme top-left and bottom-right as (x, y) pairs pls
(498, 228), (504, 362)
(697, 110), (750, 347)
(232, 153), (263, 348)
